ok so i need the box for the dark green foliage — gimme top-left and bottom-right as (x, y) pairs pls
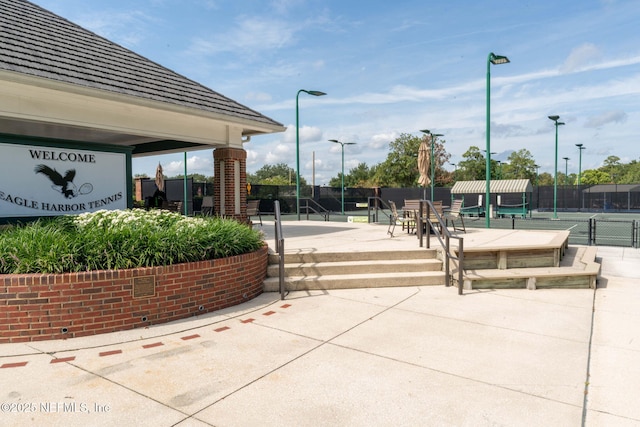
(0, 210), (263, 274)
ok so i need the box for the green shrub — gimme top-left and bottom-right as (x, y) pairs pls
(0, 210), (264, 274)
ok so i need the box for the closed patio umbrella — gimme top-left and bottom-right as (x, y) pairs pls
(417, 139), (430, 199)
(155, 162), (164, 192)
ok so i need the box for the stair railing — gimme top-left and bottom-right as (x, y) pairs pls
(366, 197), (392, 224)
(417, 200), (465, 295)
(273, 200), (286, 300)
(300, 198), (330, 221)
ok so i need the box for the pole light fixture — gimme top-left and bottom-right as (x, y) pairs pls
(576, 144), (585, 186)
(295, 89), (326, 220)
(486, 52), (510, 228)
(329, 139), (357, 215)
(549, 115), (565, 219)
(563, 157), (570, 185)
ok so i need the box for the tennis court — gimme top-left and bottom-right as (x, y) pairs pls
(474, 211), (640, 247)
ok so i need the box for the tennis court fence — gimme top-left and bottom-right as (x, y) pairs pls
(475, 216), (640, 248)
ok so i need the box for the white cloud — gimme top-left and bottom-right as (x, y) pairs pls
(282, 125), (323, 144)
(77, 10), (159, 48)
(188, 18), (296, 57)
(561, 43), (602, 73)
(370, 133), (397, 150)
(245, 91), (273, 102)
(584, 110), (628, 128)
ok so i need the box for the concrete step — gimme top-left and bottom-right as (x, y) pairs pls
(460, 246), (600, 290)
(263, 271), (446, 292)
(268, 249), (437, 264)
(267, 258), (443, 277)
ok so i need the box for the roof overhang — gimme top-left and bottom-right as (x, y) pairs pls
(0, 70), (286, 157)
(451, 179), (533, 194)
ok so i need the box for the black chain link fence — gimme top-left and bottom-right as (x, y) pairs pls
(230, 183), (640, 247)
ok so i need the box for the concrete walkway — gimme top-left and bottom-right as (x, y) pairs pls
(0, 221), (639, 426)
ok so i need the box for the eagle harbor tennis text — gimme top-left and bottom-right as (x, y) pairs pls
(29, 149), (97, 163)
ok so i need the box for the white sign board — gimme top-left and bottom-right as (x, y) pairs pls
(0, 142), (127, 217)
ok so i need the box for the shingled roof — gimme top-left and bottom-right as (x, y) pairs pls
(0, 0), (284, 130)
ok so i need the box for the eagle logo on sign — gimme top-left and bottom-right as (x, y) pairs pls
(34, 164), (93, 198)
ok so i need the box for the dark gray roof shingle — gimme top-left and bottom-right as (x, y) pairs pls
(0, 0), (283, 129)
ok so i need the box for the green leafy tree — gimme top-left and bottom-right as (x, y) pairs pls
(248, 163), (307, 186)
(618, 160), (640, 183)
(503, 149), (537, 181)
(602, 155), (623, 183)
(170, 173), (214, 183)
(374, 133), (450, 187)
(329, 162), (374, 188)
(537, 172), (554, 186)
(456, 146), (495, 181)
(581, 169), (611, 185)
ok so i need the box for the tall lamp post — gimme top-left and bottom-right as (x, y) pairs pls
(576, 144), (585, 186)
(420, 130), (444, 201)
(534, 164), (540, 210)
(296, 89), (326, 220)
(576, 143), (585, 211)
(563, 156), (570, 211)
(549, 115), (565, 219)
(329, 139), (356, 214)
(486, 52), (510, 228)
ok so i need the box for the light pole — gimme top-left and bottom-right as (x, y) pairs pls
(563, 156), (570, 211)
(534, 164), (540, 210)
(576, 143), (585, 211)
(576, 144), (585, 186)
(549, 115), (565, 219)
(486, 52), (510, 228)
(329, 139), (356, 214)
(296, 89), (326, 220)
(420, 130), (444, 201)
(482, 149), (497, 180)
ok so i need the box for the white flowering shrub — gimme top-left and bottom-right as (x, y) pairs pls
(0, 210), (264, 274)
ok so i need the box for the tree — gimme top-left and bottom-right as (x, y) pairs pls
(581, 169), (610, 185)
(170, 173), (214, 183)
(373, 133), (450, 187)
(456, 146), (494, 181)
(248, 163), (307, 186)
(537, 172), (554, 186)
(503, 149), (537, 181)
(329, 162), (374, 188)
(599, 155), (622, 183)
(618, 160), (640, 183)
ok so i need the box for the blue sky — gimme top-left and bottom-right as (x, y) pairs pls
(31, 0), (640, 185)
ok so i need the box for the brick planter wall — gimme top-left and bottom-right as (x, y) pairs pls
(0, 245), (268, 343)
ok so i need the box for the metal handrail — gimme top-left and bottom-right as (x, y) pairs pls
(300, 198), (330, 221)
(366, 197), (393, 224)
(273, 201), (286, 300)
(417, 200), (465, 295)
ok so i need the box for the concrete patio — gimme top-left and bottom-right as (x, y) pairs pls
(0, 221), (638, 426)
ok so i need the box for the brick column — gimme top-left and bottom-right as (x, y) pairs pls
(214, 147), (247, 221)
